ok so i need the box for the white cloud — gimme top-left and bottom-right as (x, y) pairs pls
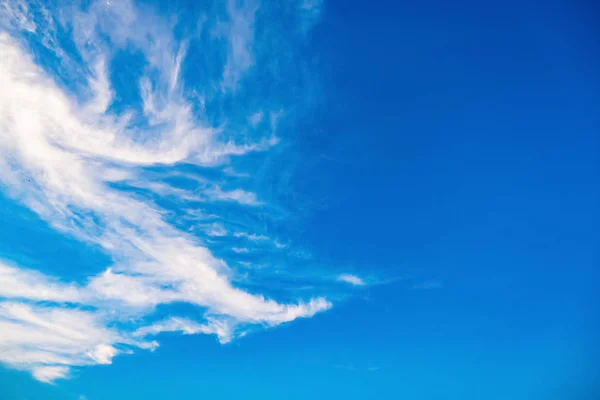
(205, 186), (261, 206)
(32, 366), (70, 383)
(206, 222), (228, 237)
(87, 344), (118, 365)
(85, 58), (114, 115)
(0, 262), (83, 303)
(297, 0), (323, 34)
(234, 232), (269, 241)
(218, 0), (258, 90)
(134, 316), (234, 344)
(0, 0), (37, 33)
(249, 111), (264, 127)
(0, 1), (332, 382)
(0, 302), (155, 382)
(337, 274), (365, 286)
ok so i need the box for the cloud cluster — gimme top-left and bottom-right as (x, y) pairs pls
(0, 0), (330, 382)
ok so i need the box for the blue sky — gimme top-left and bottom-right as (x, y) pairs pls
(0, 0), (598, 399)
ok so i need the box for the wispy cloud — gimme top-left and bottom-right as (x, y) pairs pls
(33, 366), (70, 384)
(0, 262), (83, 303)
(205, 186), (261, 206)
(134, 316), (234, 343)
(217, 0), (258, 91)
(337, 274), (366, 286)
(234, 232), (269, 241)
(297, 0), (323, 33)
(248, 111), (264, 127)
(0, 0), (330, 383)
(0, 301), (157, 382)
(205, 222), (228, 237)
(0, 0), (37, 33)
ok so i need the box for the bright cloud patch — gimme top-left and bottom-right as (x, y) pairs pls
(337, 274), (366, 286)
(0, 0), (332, 383)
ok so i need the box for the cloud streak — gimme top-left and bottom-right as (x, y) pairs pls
(337, 274), (366, 286)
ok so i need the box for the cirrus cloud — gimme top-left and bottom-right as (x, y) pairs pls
(0, 0), (330, 383)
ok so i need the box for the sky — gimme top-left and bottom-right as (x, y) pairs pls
(0, 0), (598, 399)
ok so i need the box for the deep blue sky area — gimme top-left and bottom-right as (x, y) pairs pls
(0, 0), (598, 399)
